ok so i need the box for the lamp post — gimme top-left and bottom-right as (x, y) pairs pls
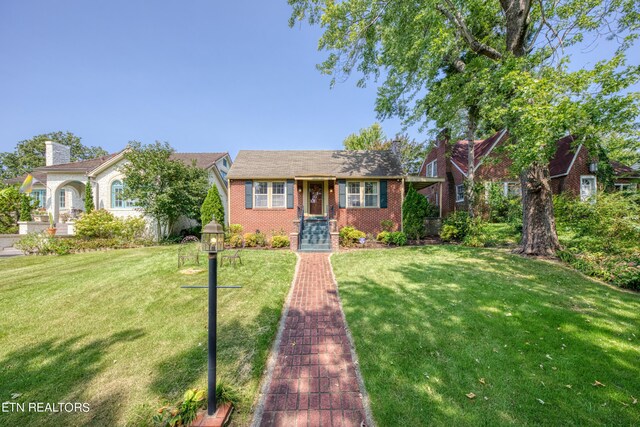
(201, 219), (226, 416)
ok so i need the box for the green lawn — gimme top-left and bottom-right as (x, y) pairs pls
(0, 247), (296, 426)
(332, 246), (640, 426)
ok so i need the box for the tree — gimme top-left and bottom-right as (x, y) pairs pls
(19, 194), (33, 222)
(343, 123), (428, 174)
(0, 132), (108, 180)
(289, 0), (640, 256)
(201, 184), (225, 228)
(0, 187), (35, 233)
(120, 141), (209, 238)
(84, 182), (95, 214)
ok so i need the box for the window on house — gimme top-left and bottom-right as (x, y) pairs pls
(272, 182), (286, 207)
(615, 183), (637, 192)
(455, 184), (465, 203)
(222, 158), (228, 168)
(425, 160), (437, 177)
(503, 182), (521, 197)
(347, 181), (379, 208)
(111, 180), (137, 208)
(254, 182), (269, 208)
(580, 175), (597, 201)
(59, 189), (66, 208)
(31, 189), (45, 208)
(347, 182), (361, 207)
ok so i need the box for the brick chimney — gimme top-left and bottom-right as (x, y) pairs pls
(45, 141), (71, 166)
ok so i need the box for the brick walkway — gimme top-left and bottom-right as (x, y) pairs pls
(257, 253), (368, 427)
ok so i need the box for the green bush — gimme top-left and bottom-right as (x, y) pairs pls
(228, 224), (243, 235)
(339, 226), (366, 247)
(200, 184), (225, 228)
(153, 388), (206, 427)
(244, 232), (267, 247)
(228, 234), (243, 248)
(380, 219), (395, 232)
(402, 186), (429, 239)
(75, 210), (122, 238)
(389, 231), (407, 246)
(439, 211), (471, 242)
(271, 235), (290, 248)
(376, 231), (391, 244)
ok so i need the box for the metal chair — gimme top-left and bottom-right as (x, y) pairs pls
(220, 240), (244, 267)
(178, 235), (200, 267)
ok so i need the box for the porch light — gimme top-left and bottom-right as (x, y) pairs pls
(589, 162), (598, 173)
(201, 219), (225, 253)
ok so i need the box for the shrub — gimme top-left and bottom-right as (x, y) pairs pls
(84, 182), (95, 213)
(402, 186), (429, 239)
(339, 226), (366, 247)
(389, 231), (407, 246)
(228, 234), (244, 248)
(228, 224), (243, 235)
(380, 219), (395, 232)
(19, 194), (33, 222)
(439, 211), (471, 242)
(121, 216), (147, 240)
(376, 231), (391, 244)
(75, 210), (122, 238)
(244, 232), (267, 247)
(271, 235), (290, 248)
(201, 184), (225, 228)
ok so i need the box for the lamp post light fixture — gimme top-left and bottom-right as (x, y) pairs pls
(201, 219), (225, 416)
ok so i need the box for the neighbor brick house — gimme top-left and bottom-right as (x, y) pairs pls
(227, 150), (437, 251)
(420, 130), (640, 217)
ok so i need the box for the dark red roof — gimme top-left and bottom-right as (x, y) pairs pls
(611, 160), (638, 177)
(450, 130), (508, 174)
(33, 153), (121, 173)
(549, 135), (579, 177)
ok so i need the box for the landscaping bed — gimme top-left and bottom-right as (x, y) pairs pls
(332, 246), (640, 426)
(0, 247), (296, 426)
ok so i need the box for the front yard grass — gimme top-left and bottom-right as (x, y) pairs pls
(332, 246), (640, 426)
(0, 247), (296, 426)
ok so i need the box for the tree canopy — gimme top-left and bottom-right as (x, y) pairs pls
(0, 132), (108, 180)
(120, 141), (209, 237)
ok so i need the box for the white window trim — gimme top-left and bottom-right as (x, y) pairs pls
(580, 175), (597, 201)
(455, 184), (465, 203)
(346, 181), (379, 208)
(59, 189), (66, 209)
(425, 159), (437, 177)
(253, 181), (287, 209)
(110, 179), (138, 209)
(615, 182), (637, 191)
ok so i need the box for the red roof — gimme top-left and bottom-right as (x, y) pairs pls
(549, 135), (578, 177)
(450, 130), (508, 174)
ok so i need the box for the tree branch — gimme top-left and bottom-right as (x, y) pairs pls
(436, 1), (503, 61)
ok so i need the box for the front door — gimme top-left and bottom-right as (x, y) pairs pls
(308, 182), (323, 215)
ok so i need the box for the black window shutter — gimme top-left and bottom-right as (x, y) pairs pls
(286, 180), (294, 208)
(338, 180), (346, 208)
(245, 181), (253, 209)
(380, 180), (388, 208)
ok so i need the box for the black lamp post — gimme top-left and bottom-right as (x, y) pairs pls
(201, 219), (226, 416)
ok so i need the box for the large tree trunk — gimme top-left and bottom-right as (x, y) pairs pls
(465, 109), (478, 218)
(517, 162), (560, 256)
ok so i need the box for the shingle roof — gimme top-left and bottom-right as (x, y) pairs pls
(5, 171), (48, 186)
(549, 135), (579, 176)
(611, 160), (639, 177)
(450, 130), (507, 174)
(33, 153), (121, 173)
(227, 150), (403, 179)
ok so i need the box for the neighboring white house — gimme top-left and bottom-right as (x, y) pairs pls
(12, 141), (231, 235)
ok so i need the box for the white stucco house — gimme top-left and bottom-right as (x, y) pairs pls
(12, 141), (231, 236)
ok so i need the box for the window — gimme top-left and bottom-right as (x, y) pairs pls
(347, 181), (379, 208)
(580, 175), (597, 201)
(111, 180), (137, 208)
(615, 183), (637, 192)
(254, 182), (268, 208)
(347, 182), (361, 207)
(59, 189), (66, 208)
(272, 182), (285, 207)
(425, 160), (437, 177)
(253, 181), (286, 208)
(31, 189), (45, 207)
(455, 184), (465, 203)
(503, 182), (521, 197)
(222, 158), (228, 167)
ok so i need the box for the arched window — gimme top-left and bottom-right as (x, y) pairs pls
(111, 180), (124, 208)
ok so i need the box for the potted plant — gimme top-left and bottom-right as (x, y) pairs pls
(33, 207), (48, 222)
(46, 213), (57, 236)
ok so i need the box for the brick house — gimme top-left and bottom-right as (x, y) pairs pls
(420, 130), (640, 217)
(227, 150), (440, 251)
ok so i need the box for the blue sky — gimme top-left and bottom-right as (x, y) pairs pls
(0, 1), (636, 158)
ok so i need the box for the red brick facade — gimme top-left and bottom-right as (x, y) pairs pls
(229, 179), (404, 237)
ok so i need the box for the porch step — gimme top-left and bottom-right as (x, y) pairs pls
(299, 219), (331, 252)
